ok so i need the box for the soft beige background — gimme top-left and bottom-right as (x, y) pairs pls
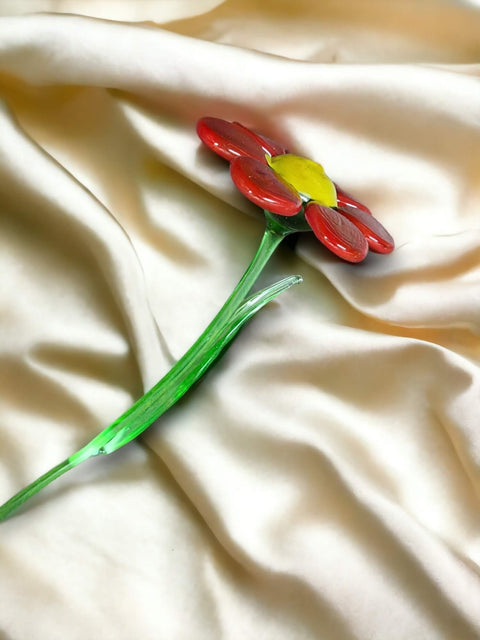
(0, 1), (479, 638)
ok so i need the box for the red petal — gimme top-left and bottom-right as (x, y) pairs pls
(335, 183), (372, 215)
(305, 202), (368, 263)
(338, 207), (394, 254)
(230, 156), (302, 216)
(197, 117), (268, 162)
(241, 126), (287, 156)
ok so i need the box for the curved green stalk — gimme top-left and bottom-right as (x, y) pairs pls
(0, 221), (297, 521)
(87, 273), (302, 456)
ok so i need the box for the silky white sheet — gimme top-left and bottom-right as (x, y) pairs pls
(0, 2), (479, 639)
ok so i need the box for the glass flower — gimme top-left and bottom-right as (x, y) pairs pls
(0, 116), (395, 522)
(197, 117), (394, 263)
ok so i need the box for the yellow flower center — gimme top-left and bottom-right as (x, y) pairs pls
(267, 154), (337, 207)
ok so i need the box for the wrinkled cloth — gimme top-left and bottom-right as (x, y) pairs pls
(0, 2), (479, 639)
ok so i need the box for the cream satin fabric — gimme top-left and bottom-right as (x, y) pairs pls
(0, 2), (479, 639)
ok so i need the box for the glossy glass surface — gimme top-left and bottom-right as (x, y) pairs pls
(244, 126), (287, 157)
(230, 156), (303, 216)
(267, 154), (337, 207)
(305, 202), (369, 263)
(196, 117), (267, 162)
(335, 183), (372, 215)
(338, 206), (394, 254)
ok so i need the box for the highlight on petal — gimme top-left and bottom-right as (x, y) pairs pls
(233, 122), (285, 157)
(267, 155), (337, 207)
(335, 183), (372, 215)
(197, 117), (268, 162)
(305, 202), (368, 263)
(230, 156), (303, 216)
(248, 128), (287, 156)
(337, 207), (394, 254)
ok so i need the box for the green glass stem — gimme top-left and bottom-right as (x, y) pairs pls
(0, 220), (297, 521)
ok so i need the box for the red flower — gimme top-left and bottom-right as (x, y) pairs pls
(197, 117), (394, 263)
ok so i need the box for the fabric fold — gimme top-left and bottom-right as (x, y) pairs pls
(0, 4), (479, 640)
